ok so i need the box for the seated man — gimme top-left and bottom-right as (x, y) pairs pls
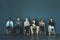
(39, 18), (46, 35)
(24, 18), (30, 35)
(30, 17), (39, 35)
(48, 17), (55, 35)
(6, 18), (14, 34)
(14, 18), (22, 34)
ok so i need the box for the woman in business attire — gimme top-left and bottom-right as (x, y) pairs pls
(39, 18), (46, 35)
(6, 18), (14, 34)
(14, 18), (22, 34)
(24, 18), (30, 35)
(48, 17), (55, 35)
(30, 17), (39, 35)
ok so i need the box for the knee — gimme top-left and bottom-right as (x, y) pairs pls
(30, 26), (33, 29)
(37, 26), (39, 29)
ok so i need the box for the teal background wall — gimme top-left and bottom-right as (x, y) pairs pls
(0, 0), (60, 34)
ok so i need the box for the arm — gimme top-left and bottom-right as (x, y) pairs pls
(6, 21), (9, 27)
(15, 22), (17, 26)
(24, 22), (26, 27)
(44, 23), (46, 31)
(20, 21), (22, 27)
(39, 22), (40, 26)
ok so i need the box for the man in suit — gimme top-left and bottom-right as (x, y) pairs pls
(6, 18), (14, 34)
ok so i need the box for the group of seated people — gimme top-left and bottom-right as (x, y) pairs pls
(5, 17), (55, 35)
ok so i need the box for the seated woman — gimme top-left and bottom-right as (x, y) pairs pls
(14, 18), (22, 34)
(6, 18), (14, 34)
(30, 17), (39, 35)
(39, 18), (46, 35)
(24, 18), (30, 35)
(48, 17), (55, 35)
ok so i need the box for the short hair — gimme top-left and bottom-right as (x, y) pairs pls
(7, 17), (12, 21)
(8, 17), (12, 20)
(32, 17), (36, 20)
(50, 17), (53, 19)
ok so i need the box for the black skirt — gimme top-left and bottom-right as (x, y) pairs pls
(40, 26), (44, 31)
